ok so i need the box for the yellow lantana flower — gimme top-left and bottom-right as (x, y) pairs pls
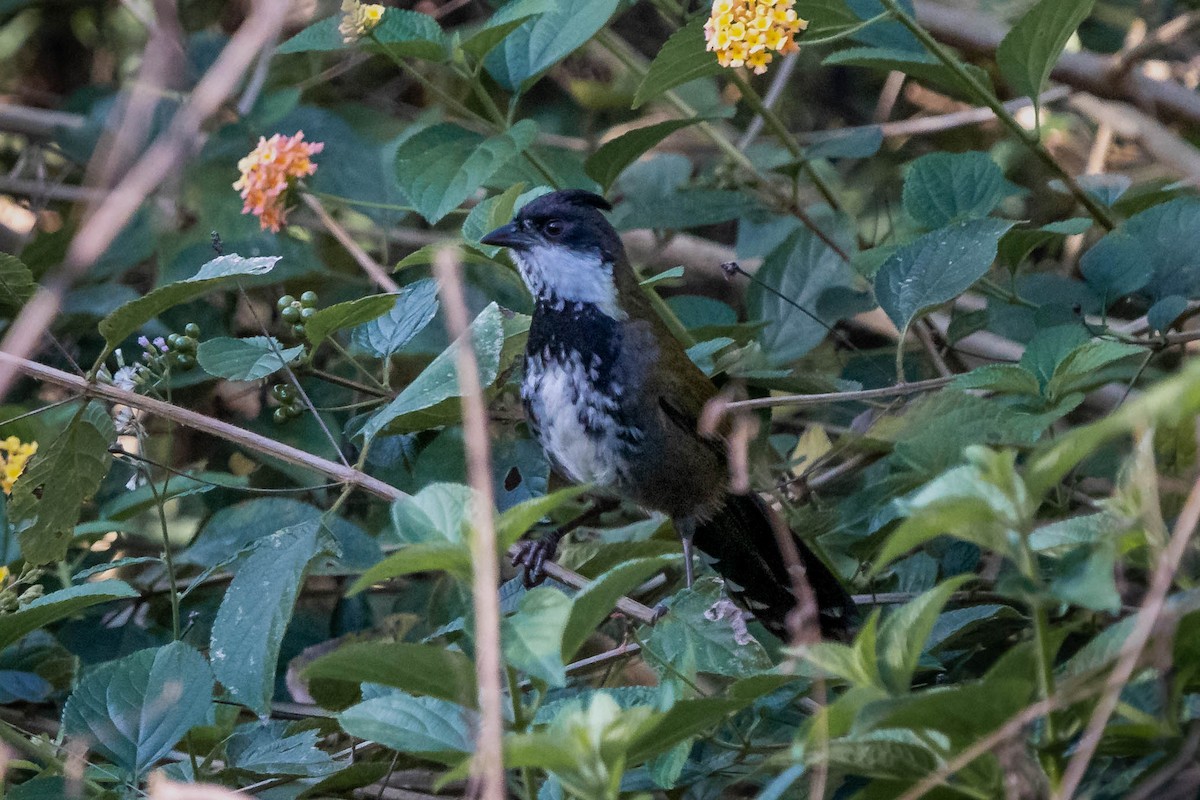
(0, 436), (37, 495)
(704, 0), (808, 74)
(339, 0), (386, 44)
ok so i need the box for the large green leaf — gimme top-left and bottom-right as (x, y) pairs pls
(877, 575), (971, 693)
(226, 720), (339, 777)
(996, 0), (1094, 122)
(196, 336), (305, 382)
(561, 557), (675, 660)
(277, 8), (446, 59)
(874, 218), (1015, 334)
(0, 253), (37, 312)
(461, 0), (552, 58)
(10, 405), (114, 564)
(361, 303), (506, 440)
(394, 122), (537, 224)
(339, 692), (475, 759)
(647, 578), (772, 678)
(902, 151), (1013, 229)
(60, 642), (213, 777)
(823, 47), (991, 99)
(304, 294), (397, 347)
(1081, 198), (1200, 303)
(502, 587), (572, 686)
(304, 642), (477, 706)
(0, 581), (137, 651)
(348, 542), (472, 593)
(484, 0), (618, 90)
(210, 520), (335, 714)
(585, 119), (703, 192)
(98, 254), (279, 349)
(350, 279), (439, 359)
(632, 15), (721, 108)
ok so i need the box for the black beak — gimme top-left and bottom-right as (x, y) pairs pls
(480, 222), (531, 249)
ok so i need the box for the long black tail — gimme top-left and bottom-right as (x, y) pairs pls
(692, 492), (857, 640)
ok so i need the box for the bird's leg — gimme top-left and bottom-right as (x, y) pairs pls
(512, 498), (618, 588)
(677, 517), (696, 588)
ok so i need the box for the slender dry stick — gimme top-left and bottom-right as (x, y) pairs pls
(0, 0), (291, 401)
(725, 375), (955, 411)
(432, 247), (504, 800)
(301, 193), (401, 292)
(1054, 464), (1200, 799)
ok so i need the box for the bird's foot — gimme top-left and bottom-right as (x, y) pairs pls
(511, 535), (561, 588)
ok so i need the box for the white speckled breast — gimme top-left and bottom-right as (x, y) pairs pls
(522, 348), (630, 487)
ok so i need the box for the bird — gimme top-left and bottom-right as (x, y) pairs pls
(481, 189), (857, 639)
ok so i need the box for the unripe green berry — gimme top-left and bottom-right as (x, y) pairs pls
(292, 324), (307, 338)
(300, 306), (316, 320)
(167, 333), (182, 349)
(184, 323), (200, 338)
(277, 295), (296, 311)
(287, 404), (304, 418)
(300, 291), (318, 308)
(270, 383), (287, 402)
(281, 306), (301, 323)
(273, 407), (290, 424)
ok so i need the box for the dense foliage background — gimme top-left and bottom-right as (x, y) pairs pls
(1, 0), (1200, 797)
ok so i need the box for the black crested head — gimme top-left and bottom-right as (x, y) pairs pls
(481, 189), (622, 263)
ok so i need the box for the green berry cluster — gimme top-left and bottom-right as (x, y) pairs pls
(278, 291), (318, 338)
(271, 382), (304, 424)
(166, 323), (201, 370)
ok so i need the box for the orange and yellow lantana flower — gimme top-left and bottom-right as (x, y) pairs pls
(232, 131), (325, 233)
(0, 436), (36, 495)
(705, 0), (809, 75)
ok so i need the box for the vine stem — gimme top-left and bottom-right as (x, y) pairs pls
(875, 0), (1116, 231)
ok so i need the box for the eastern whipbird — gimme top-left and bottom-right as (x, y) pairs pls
(481, 189), (856, 639)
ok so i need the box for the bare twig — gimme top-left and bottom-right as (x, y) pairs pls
(432, 247), (504, 800)
(724, 375), (955, 412)
(0, 0), (291, 401)
(301, 193), (401, 292)
(1055, 465), (1200, 799)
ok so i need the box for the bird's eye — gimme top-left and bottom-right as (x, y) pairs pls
(543, 220), (565, 237)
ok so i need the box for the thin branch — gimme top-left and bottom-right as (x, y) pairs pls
(725, 375), (955, 412)
(432, 247), (503, 800)
(301, 193), (401, 293)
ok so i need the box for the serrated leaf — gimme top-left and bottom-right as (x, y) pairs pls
(395, 122), (537, 224)
(503, 587), (572, 686)
(484, 0), (618, 91)
(0, 581), (138, 651)
(350, 279), (439, 358)
(60, 642), (212, 777)
(303, 642), (477, 706)
(362, 303), (506, 440)
(305, 294), (396, 347)
(99, 254), (278, 349)
(10, 406), (113, 564)
(996, 0), (1094, 122)
(902, 151), (1012, 229)
(877, 575), (971, 693)
(953, 364), (1041, 396)
(461, 0), (552, 58)
(278, 8), (445, 59)
(339, 692), (475, 759)
(633, 16), (722, 108)
(648, 577), (772, 677)
(585, 119), (702, 191)
(391, 483), (475, 545)
(1045, 339), (1143, 401)
(997, 218), (1091, 271)
(226, 720), (338, 777)
(462, 184), (531, 258)
(0, 253), (36, 312)
(196, 336), (305, 382)
(210, 520), (335, 714)
(874, 218), (1015, 333)
(1081, 198), (1200, 303)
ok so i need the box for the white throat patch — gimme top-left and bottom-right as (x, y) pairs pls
(511, 245), (625, 319)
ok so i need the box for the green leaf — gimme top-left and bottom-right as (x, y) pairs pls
(804, 0), (867, 41)
(391, 483), (475, 545)
(304, 642), (478, 706)
(485, 0), (618, 91)
(462, 184), (533, 258)
(461, 0), (552, 58)
(350, 279), (439, 359)
(1148, 295), (1189, 334)
(0, 253), (37, 312)
(803, 127), (884, 160)
(626, 697), (752, 764)
(496, 485), (591, 551)
(348, 542), (472, 593)
(633, 16), (722, 108)
(339, 692), (475, 759)
(503, 587), (572, 686)
(585, 119), (702, 191)
(997, 218), (1091, 272)
(99, 471), (244, 520)
(877, 575), (971, 693)
(278, 8), (445, 59)
(362, 303), (506, 440)
(98, 253), (278, 349)
(394, 122), (537, 224)
(196, 336), (305, 382)
(11, 405), (114, 564)
(0, 581), (138, 651)
(902, 151), (1012, 229)
(60, 642), (212, 777)
(1081, 198), (1200, 303)
(996, 0), (1095, 122)
(952, 364), (1041, 396)
(1045, 340), (1143, 401)
(562, 557), (674, 660)
(746, 220), (862, 365)
(226, 720), (338, 777)
(816, 730), (940, 780)
(823, 46), (991, 99)
(874, 218), (1015, 334)
(305, 294), (397, 347)
(647, 577), (772, 678)
(210, 520), (335, 714)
